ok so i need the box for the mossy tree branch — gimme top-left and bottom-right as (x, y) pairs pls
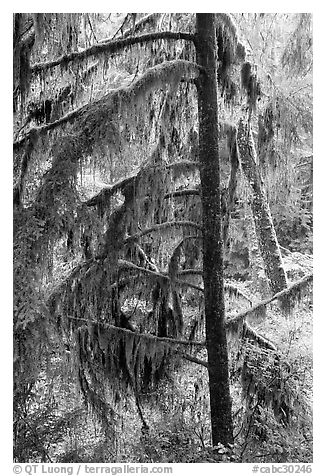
(226, 273), (313, 330)
(30, 31), (196, 75)
(124, 221), (202, 243)
(14, 59), (201, 203)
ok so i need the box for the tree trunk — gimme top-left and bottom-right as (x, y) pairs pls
(237, 118), (288, 294)
(223, 123), (240, 245)
(195, 13), (234, 446)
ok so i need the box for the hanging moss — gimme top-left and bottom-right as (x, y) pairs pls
(240, 62), (262, 112)
(215, 13), (246, 103)
(76, 322), (176, 402)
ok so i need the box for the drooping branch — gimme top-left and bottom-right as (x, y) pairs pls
(86, 170), (139, 207)
(14, 59), (200, 153)
(14, 59), (201, 199)
(243, 322), (277, 351)
(86, 165), (200, 208)
(226, 273), (313, 330)
(176, 269), (252, 304)
(117, 259), (203, 293)
(14, 105), (87, 152)
(179, 351), (208, 368)
(124, 221), (202, 243)
(30, 31), (196, 75)
(118, 259), (169, 282)
(67, 316), (205, 347)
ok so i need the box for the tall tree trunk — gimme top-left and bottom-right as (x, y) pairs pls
(195, 13), (234, 446)
(237, 118), (288, 294)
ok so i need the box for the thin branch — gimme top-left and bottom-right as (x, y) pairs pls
(99, 14), (159, 43)
(243, 322), (277, 351)
(118, 259), (204, 293)
(111, 14), (130, 40)
(118, 259), (169, 281)
(175, 279), (204, 293)
(30, 31), (196, 75)
(177, 268), (202, 277)
(178, 351), (208, 367)
(164, 188), (200, 200)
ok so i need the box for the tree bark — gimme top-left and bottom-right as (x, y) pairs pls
(237, 118), (288, 294)
(195, 13), (234, 446)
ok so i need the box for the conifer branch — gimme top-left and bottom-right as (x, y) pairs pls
(178, 351), (208, 367)
(86, 164), (200, 208)
(124, 221), (202, 243)
(67, 316), (206, 347)
(226, 274), (313, 329)
(14, 107), (86, 152)
(30, 31), (196, 75)
(242, 322), (277, 351)
(14, 59), (201, 154)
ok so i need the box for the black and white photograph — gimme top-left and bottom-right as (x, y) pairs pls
(12, 10), (314, 470)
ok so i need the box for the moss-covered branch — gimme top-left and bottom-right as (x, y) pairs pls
(86, 166), (200, 208)
(117, 259), (203, 293)
(14, 106), (85, 152)
(243, 322), (277, 351)
(14, 59), (201, 202)
(31, 31), (196, 75)
(85, 171), (139, 207)
(14, 59), (200, 152)
(178, 351), (208, 367)
(124, 221), (202, 243)
(68, 316), (205, 347)
(226, 273), (313, 329)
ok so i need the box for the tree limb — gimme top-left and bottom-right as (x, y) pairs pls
(124, 221), (202, 243)
(86, 165), (200, 207)
(226, 273), (313, 329)
(178, 351), (208, 367)
(14, 59), (201, 154)
(68, 316), (205, 347)
(242, 322), (277, 351)
(164, 188), (200, 200)
(30, 31), (196, 75)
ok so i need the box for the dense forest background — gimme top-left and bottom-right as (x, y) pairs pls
(13, 13), (313, 464)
